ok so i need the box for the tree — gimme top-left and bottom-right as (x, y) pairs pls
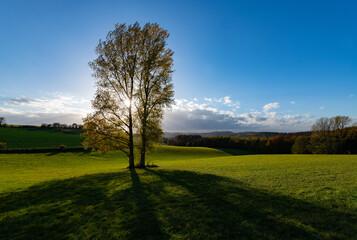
(330, 116), (352, 153)
(311, 117), (331, 132)
(309, 117), (333, 153)
(309, 116), (352, 154)
(292, 136), (310, 154)
(345, 126), (357, 154)
(83, 23), (142, 167)
(0, 117), (6, 126)
(83, 22), (174, 168)
(136, 23), (174, 167)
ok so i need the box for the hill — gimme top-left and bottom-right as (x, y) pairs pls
(0, 127), (83, 149)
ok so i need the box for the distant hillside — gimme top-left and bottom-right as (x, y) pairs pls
(0, 126), (311, 150)
(232, 132), (283, 138)
(0, 127), (83, 149)
(164, 131), (283, 138)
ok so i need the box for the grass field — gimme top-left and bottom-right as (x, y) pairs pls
(0, 146), (356, 239)
(0, 127), (83, 149)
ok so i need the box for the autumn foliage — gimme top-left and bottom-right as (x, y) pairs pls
(165, 117), (357, 154)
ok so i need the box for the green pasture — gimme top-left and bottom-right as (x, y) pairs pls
(0, 145), (356, 239)
(0, 127), (83, 149)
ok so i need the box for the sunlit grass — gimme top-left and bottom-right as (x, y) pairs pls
(0, 127), (83, 149)
(0, 145), (356, 239)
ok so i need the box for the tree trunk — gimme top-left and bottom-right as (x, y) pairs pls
(140, 123), (146, 168)
(128, 106), (135, 168)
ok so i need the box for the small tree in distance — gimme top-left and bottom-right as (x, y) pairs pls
(0, 117), (6, 126)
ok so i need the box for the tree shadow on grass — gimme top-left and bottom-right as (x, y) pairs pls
(119, 169), (169, 239)
(0, 170), (355, 240)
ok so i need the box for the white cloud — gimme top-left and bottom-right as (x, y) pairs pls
(267, 112), (277, 118)
(0, 107), (23, 115)
(203, 96), (237, 106)
(164, 99), (312, 132)
(284, 114), (301, 120)
(290, 101), (296, 105)
(0, 93), (91, 125)
(263, 102), (280, 112)
(223, 96), (232, 104)
(4, 94), (90, 115)
(349, 94), (354, 98)
(173, 99), (219, 113)
(319, 106), (325, 110)
(0, 112), (84, 125)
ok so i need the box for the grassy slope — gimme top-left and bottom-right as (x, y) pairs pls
(0, 146), (356, 239)
(0, 146), (235, 192)
(0, 127), (83, 149)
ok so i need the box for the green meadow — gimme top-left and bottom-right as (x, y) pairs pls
(0, 127), (83, 149)
(1, 146), (356, 239)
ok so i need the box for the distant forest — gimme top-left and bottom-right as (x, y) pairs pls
(164, 116), (357, 154)
(164, 126), (357, 154)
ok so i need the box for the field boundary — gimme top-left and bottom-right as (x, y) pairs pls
(0, 147), (87, 154)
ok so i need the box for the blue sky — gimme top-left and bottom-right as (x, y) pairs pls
(0, 0), (356, 132)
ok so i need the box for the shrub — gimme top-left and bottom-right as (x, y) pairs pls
(59, 144), (67, 150)
(0, 142), (7, 150)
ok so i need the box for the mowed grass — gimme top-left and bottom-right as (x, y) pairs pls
(0, 127), (83, 149)
(0, 146), (356, 239)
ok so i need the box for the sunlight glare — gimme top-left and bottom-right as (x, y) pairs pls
(124, 99), (131, 107)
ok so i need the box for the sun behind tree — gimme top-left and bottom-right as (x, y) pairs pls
(82, 22), (174, 168)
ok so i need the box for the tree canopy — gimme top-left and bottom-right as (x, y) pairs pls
(83, 22), (174, 168)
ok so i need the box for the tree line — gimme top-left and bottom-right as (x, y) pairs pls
(164, 134), (299, 154)
(0, 117), (82, 129)
(41, 123), (83, 129)
(293, 116), (356, 154)
(164, 116), (357, 154)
